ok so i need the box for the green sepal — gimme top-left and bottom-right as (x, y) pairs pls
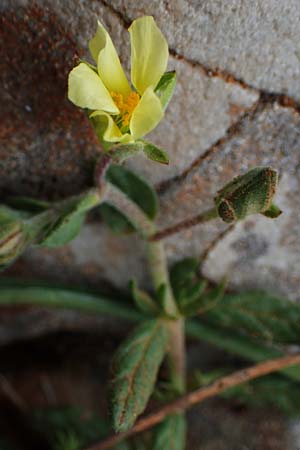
(262, 203), (282, 218)
(89, 113), (111, 152)
(155, 71), (177, 110)
(141, 141), (169, 165)
(0, 220), (30, 270)
(151, 414), (186, 450)
(129, 279), (160, 316)
(106, 164), (158, 219)
(98, 203), (135, 234)
(108, 142), (144, 163)
(111, 319), (168, 432)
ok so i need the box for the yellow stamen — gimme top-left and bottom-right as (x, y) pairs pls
(111, 91), (140, 128)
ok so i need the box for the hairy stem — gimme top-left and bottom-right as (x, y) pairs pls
(84, 353), (300, 450)
(150, 207), (219, 241)
(146, 239), (186, 393)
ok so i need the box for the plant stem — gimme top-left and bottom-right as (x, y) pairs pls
(85, 353), (300, 450)
(150, 207), (219, 241)
(146, 239), (186, 393)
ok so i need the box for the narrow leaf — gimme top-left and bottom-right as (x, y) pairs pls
(111, 320), (168, 432)
(106, 165), (158, 219)
(202, 291), (300, 344)
(151, 414), (186, 450)
(142, 141), (169, 165)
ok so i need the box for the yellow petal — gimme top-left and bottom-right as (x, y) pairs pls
(129, 16), (168, 94)
(89, 21), (131, 97)
(90, 111), (133, 143)
(68, 63), (119, 113)
(129, 87), (163, 139)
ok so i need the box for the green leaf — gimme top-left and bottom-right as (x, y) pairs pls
(155, 71), (177, 110)
(177, 280), (207, 316)
(4, 196), (50, 213)
(142, 141), (169, 165)
(202, 291), (300, 344)
(111, 319), (168, 432)
(186, 320), (300, 382)
(170, 258), (209, 316)
(170, 258), (199, 293)
(39, 189), (101, 247)
(129, 280), (160, 316)
(106, 164), (158, 219)
(151, 414), (186, 450)
(40, 212), (86, 247)
(98, 203), (135, 234)
(0, 280), (144, 322)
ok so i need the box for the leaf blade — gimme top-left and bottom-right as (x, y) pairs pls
(111, 319), (168, 432)
(106, 165), (158, 219)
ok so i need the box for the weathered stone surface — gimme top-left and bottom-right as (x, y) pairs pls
(109, 0), (300, 100)
(0, 0), (258, 192)
(200, 105), (300, 300)
(126, 56), (258, 183)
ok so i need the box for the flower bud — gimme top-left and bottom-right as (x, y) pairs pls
(214, 167), (281, 223)
(0, 221), (27, 268)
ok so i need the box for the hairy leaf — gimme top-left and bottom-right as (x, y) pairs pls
(108, 142), (144, 163)
(111, 320), (168, 432)
(106, 165), (158, 219)
(202, 291), (300, 344)
(142, 141), (169, 165)
(151, 414), (186, 450)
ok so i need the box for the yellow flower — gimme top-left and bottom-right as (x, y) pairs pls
(68, 16), (169, 145)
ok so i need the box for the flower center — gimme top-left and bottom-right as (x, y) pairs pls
(111, 91), (140, 129)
